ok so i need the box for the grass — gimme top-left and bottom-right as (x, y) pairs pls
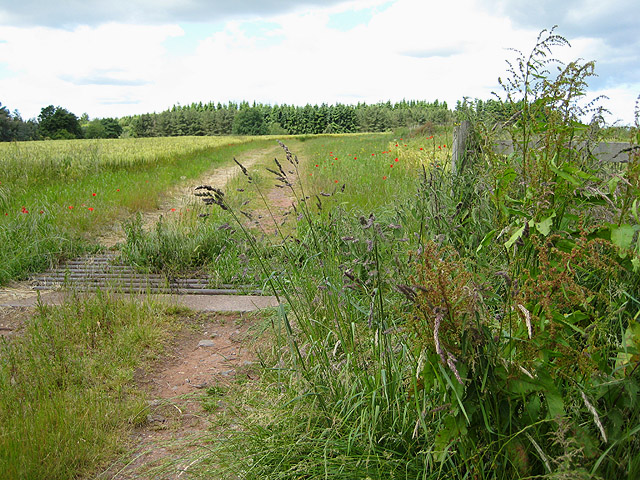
(2, 29), (639, 480)
(0, 136), (275, 284)
(0, 292), (179, 479)
(174, 31), (640, 480)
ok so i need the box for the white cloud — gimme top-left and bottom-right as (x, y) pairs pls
(0, 0), (637, 123)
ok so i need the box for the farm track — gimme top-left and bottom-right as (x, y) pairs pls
(0, 143), (283, 311)
(1, 141), (289, 478)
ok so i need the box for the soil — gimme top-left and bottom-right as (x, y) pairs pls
(100, 312), (260, 479)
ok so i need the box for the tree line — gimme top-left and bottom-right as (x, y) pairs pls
(0, 103), (122, 141)
(1, 99), (456, 141)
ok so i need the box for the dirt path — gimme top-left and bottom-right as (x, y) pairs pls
(0, 143), (283, 311)
(97, 144), (283, 248)
(98, 312), (261, 479)
(1, 142), (290, 478)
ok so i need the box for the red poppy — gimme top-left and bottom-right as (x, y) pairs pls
(419, 147), (423, 150)
(39, 210), (44, 214)
(116, 189), (120, 192)
(334, 180), (338, 183)
(395, 158), (398, 162)
(88, 207), (94, 212)
(21, 206), (29, 214)
(353, 157), (357, 160)
(438, 146), (442, 149)
(371, 153), (375, 156)
(92, 193), (96, 196)
(382, 176), (387, 180)
(443, 144), (447, 148)
(395, 144), (399, 147)
(68, 206), (74, 209)
(390, 165), (394, 168)
(170, 208), (176, 212)
(315, 164), (319, 167)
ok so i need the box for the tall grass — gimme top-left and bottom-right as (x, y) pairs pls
(189, 29), (639, 479)
(0, 292), (178, 479)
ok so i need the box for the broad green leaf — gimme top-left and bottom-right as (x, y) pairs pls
(476, 229), (497, 253)
(608, 176), (620, 197)
(505, 224), (526, 249)
(498, 168), (517, 189)
(534, 212), (556, 236)
(550, 159), (580, 186)
(546, 390), (565, 419)
(611, 224), (636, 250)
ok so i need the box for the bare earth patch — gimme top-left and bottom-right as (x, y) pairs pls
(100, 312), (261, 479)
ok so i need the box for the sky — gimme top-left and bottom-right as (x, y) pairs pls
(0, 0), (638, 124)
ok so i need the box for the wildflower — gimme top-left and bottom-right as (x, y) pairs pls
(315, 164), (319, 167)
(438, 146), (442, 150)
(39, 210), (44, 214)
(334, 180), (338, 183)
(88, 207), (94, 212)
(21, 206), (29, 214)
(170, 208), (176, 212)
(371, 153), (375, 156)
(443, 144), (447, 148)
(419, 147), (423, 150)
(116, 189), (120, 192)
(395, 158), (398, 162)
(353, 157), (357, 160)
(390, 164), (394, 168)
(68, 206), (74, 209)
(383, 176), (387, 180)
(92, 193), (97, 196)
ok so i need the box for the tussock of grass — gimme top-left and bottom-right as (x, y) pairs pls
(0, 292), (177, 479)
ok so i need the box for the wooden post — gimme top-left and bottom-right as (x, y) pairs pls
(451, 120), (472, 175)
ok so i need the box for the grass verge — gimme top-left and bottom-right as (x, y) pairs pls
(0, 292), (179, 479)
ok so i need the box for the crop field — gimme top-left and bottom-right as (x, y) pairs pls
(0, 135), (275, 283)
(1, 31), (640, 480)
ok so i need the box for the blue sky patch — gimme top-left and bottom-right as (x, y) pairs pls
(328, 1), (393, 31)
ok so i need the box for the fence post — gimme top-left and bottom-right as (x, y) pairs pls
(451, 120), (473, 175)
